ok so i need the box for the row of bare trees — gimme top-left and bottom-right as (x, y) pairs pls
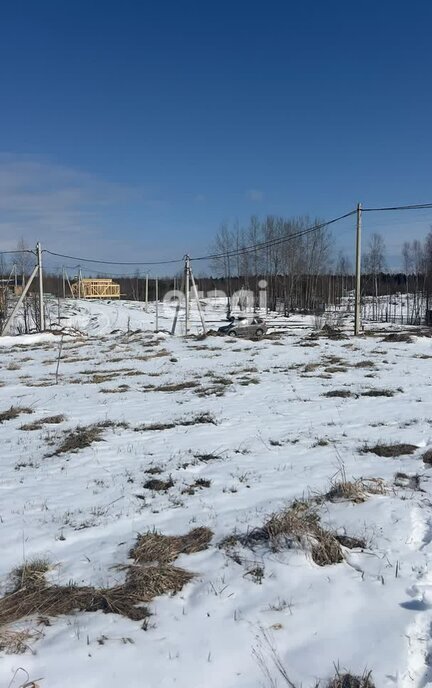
(3, 225), (432, 327)
(209, 215), (354, 311)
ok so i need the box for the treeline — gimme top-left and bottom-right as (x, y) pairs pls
(2, 219), (432, 320)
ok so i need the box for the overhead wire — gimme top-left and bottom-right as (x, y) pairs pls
(23, 202), (432, 272)
(42, 209), (357, 268)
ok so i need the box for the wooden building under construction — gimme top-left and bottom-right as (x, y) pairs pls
(71, 278), (121, 300)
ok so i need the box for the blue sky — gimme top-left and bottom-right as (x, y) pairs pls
(1, 1), (431, 272)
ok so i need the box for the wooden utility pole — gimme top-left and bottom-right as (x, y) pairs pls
(145, 273), (149, 311)
(354, 202), (362, 335)
(62, 267), (66, 299)
(184, 255), (190, 335)
(155, 277), (159, 331)
(77, 267), (82, 299)
(37, 242), (45, 331)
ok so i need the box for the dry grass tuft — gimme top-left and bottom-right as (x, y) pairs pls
(0, 528), (213, 630)
(323, 390), (353, 398)
(131, 527), (213, 565)
(394, 472), (422, 490)
(326, 670), (375, 688)
(0, 579), (150, 626)
(10, 559), (51, 594)
(382, 332), (413, 343)
(324, 478), (384, 504)
(143, 477), (174, 491)
(362, 442), (418, 458)
(360, 389), (395, 397)
(194, 452), (223, 462)
(422, 449), (432, 465)
(227, 502), (346, 566)
(326, 484), (357, 505)
(263, 504), (343, 566)
(0, 627), (37, 654)
(51, 424), (104, 455)
(20, 415), (66, 431)
(320, 325), (348, 340)
(182, 478), (211, 495)
(0, 406), (33, 423)
(154, 381), (200, 392)
(49, 421), (128, 456)
(136, 412), (217, 432)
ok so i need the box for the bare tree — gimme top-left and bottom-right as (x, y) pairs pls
(16, 237), (33, 288)
(402, 241), (411, 322)
(363, 233), (386, 318)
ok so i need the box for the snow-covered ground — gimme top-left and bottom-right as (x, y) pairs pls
(1, 299), (432, 688)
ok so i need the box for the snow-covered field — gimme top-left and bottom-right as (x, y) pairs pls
(1, 299), (432, 688)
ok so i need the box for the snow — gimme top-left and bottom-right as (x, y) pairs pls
(1, 298), (432, 687)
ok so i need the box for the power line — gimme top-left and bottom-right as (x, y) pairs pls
(42, 210), (357, 267)
(363, 203), (432, 212)
(36, 201), (432, 269)
(0, 250), (36, 256)
(192, 210), (357, 262)
(43, 249), (184, 266)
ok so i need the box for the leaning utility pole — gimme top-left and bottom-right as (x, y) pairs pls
(190, 263), (206, 335)
(354, 202), (362, 335)
(1, 262), (39, 335)
(37, 242), (45, 332)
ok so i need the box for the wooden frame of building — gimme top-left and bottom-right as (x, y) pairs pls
(71, 278), (121, 299)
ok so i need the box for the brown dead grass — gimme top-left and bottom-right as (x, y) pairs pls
(49, 420), (128, 456)
(360, 389), (395, 397)
(0, 406), (33, 423)
(423, 449), (432, 465)
(226, 502), (349, 566)
(324, 366), (348, 373)
(143, 477), (174, 491)
(382, 332), (413, 343)
(327, 670), (375, 688)
(0, 627), (37, 654)
(0, 528), (213, 630)
(131, 527), (212, 565)
(154, 381), (200, 392)
(323, 390), (353, 398)
(135, 412), (216, 432)
(20, 415), (66, 431)
(394, 472), (422, 490)
(181, 478), (211, 495)
(323, 478), (385, 504)
(50, 425), (104, 455)
(263, 504), (343, 565)
(362, 443), (418, 458)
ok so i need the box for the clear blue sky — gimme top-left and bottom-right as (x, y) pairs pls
(1, 0), (431, 271)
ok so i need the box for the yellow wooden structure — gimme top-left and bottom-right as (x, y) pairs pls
(72, 278), (121, 299)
